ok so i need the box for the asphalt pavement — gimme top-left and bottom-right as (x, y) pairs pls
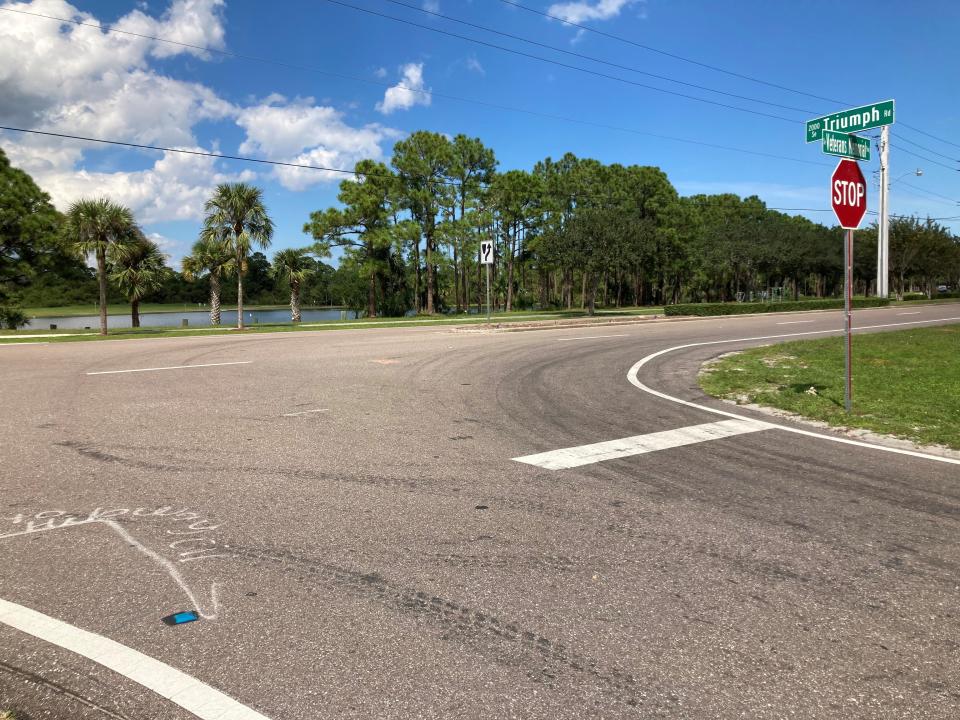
(1, 303), (959, 719)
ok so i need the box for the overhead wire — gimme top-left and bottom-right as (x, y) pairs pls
(319, 0), (799, 123)
(0, 5), (826, 168)
(382, 0), (819, 115)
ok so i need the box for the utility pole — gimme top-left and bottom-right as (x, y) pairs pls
(876, 125), (890, 298)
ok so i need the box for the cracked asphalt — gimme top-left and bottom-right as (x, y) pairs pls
(1, 303), (959, 719)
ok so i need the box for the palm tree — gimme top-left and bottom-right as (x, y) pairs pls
(182, 236), (234, 326)
(108, 234), (166, 328)
(62, 198), (137, 335)
(200, 183), (273, 330)
(272, 248), (315, 322)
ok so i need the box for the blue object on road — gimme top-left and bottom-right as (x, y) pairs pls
(162, 610), (199, 626)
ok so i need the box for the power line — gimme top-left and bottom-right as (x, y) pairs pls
(495, 0), (846, 106)
(890, 132), (958, 162)
(0, 5), (827, 169)
(320, 0), (799, 123)
(382, 0), (818, 115)
(495, 1), (960, 160)
(896, 181), (957, 204)
(890, 144), (960, 172)
(0, 125), (839, 216)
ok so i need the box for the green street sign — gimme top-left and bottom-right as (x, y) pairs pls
(806, 100), (894, 143)
(822, 130), (871, 161)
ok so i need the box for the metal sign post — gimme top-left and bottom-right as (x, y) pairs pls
(844, 229), (853, 413)
(480, 240), (493, 323)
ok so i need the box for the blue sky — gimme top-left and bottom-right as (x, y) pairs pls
(1, 0), (958, 267)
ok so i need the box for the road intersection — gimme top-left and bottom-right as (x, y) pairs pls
(2, 304), (959, 718)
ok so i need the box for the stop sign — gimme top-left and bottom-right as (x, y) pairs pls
(831, 158), (867, 229)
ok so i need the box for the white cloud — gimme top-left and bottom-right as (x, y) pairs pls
(422, 0), (439, 12)
(374, 67), (387, 79)
(0, 0), (239, 222)
(465, 56), (485, 75)
(547, 0), (637, 23)
(237, 97), (402, 191)
(376, 63), (431, 115)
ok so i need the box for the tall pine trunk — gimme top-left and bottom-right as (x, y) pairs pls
(97, 249), (108, 335)
(425, 219), (436, 315)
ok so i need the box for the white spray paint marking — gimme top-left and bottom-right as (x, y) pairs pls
(87, 361), (250, 375)
(513, 419), (770, 470)
(0, 597), (272, 720)
(557, 334), (629, 341)
(897, 311), (921, 316)
(281, 408), (329, 417)
(626, 315), (960, 466)
(1, 507), (227, 618)
(775, 320), (814, 325)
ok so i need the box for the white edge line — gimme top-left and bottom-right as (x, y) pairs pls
(626, 316), (960, 466)
(557, 334), (629, 341)
(0, 341), (49, 347)
(0, 597), (272, 720)
(775, 320), (814, 325)
(897, 311), (921, 315)
(87, 361), (251, 376)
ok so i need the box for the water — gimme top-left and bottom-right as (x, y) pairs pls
(27, 307), (358, 330)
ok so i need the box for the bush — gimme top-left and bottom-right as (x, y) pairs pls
(664, 298), (890, 317)
(934, 291), (960, 299)
(0, 306), (29, 329)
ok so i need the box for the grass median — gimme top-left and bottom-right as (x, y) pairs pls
(699, 324), (960, 450)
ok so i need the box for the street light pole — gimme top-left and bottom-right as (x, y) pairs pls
(877, 126), (890, 298)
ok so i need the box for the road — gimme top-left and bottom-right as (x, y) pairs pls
(1, 303), (959, 719)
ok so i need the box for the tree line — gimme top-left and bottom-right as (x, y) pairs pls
(2, 138), (959, 330)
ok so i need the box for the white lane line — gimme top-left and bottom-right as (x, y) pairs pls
(627, 315), (960, 466)
(282, 408), (328, 417)
(0, 597), (272, 720)
(87, 361), (251, 376)
(897, 311), (921, 315)
(0, 342), (49, 347)
(514, 419), (770, 470)
(557, 334), (629, 341)
(775, 320), (814, 325)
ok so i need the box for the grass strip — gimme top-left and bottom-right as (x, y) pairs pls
(699, 324), (960, 449)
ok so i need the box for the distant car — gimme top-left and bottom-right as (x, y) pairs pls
(937, 285), (949, 293)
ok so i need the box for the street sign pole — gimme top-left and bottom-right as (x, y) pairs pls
(845, 228), (853, 413)
(485, 263), (491, 323)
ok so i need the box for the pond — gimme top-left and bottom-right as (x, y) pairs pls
(27, 307), (359, 330)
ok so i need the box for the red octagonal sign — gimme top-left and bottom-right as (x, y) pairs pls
(831, 158), (867, 229)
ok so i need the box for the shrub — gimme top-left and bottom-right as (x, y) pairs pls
(0, 306), (29, 329)
(664, 298), (890, 317)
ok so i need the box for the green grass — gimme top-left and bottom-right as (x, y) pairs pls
(699, 324), (960, 449)
(0, 306), (664, 342)
(21, 303), (324, 318)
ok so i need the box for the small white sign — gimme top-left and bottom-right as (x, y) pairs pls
(480, 240), (494, 265)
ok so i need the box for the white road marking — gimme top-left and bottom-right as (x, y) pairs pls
(282, 408), (328, 417)
(0, 597), (271, 720)
(87, 361), (251, 376)
(514, 419), (770, 470)
(897, 311), (921, 315)
(626, 315), (960, 466)
(557, 334), (629, 341)
(775, 320), (814, 325)
(0, 341), (49, 347)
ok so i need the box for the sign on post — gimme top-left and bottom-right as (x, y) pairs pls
(480, 240), (494, 265)
(831, 159), (867, 229)
(822, 130), (871, 161)
(806, 100), (894, 143)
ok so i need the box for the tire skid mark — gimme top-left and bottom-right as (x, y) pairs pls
(232, 546), (664, 709)
(0, 658), (132, 720)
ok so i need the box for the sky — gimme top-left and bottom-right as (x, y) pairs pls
(1, 0), (958, 268)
